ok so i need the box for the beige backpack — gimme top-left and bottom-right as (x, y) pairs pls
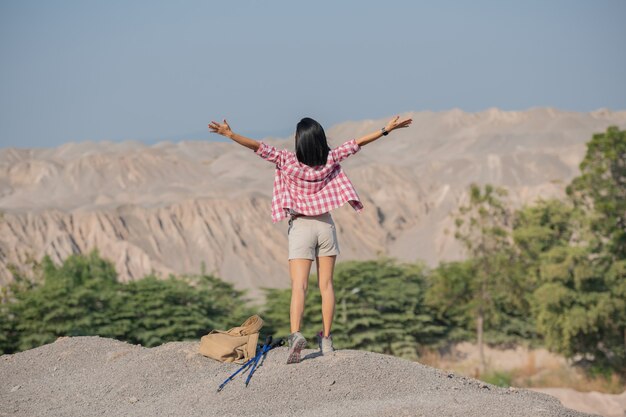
(199, 315), (264, 364)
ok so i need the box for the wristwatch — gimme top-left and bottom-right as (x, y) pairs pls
(381, 127), (389, 136)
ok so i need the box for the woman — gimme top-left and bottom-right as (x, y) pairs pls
(208, 115), (412, 364)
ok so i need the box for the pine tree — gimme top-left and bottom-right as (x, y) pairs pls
(7, 249), (119, 351)
(262, 259), (445, 360)
(1, 250), (254, 353)
(116, 273), (252, 347)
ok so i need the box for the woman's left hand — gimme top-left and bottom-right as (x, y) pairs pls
(384, 116), (413, 133)
(208, 119), (233, 138)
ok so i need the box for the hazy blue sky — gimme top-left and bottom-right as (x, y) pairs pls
(1, 0), (625, 148)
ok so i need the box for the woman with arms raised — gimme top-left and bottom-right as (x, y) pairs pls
(208, 115), (412, 364)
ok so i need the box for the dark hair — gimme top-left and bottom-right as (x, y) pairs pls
(295, 117), (330, 167)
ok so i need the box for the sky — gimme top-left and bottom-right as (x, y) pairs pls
(1, 0), (625, 148)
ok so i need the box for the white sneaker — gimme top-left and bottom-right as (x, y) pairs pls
(317, 331), (335, 355)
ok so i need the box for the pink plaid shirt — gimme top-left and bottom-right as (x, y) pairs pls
(255, 139), (364, 223)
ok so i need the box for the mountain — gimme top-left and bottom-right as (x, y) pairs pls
(1, 108), (625, 302)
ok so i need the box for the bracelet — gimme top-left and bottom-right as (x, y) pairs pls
(381, 127), (389, 136)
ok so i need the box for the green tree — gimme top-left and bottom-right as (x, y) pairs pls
(568, 125), (626, 258)
(513, 199), (577, 278)
(453, 183), (515, 373)
(0, 262), (42, 353)
(425, 260), (475, 343)
(116, 273), (252, 347)
(426, 257), (536, 349)
(6, 249), (120, 351)
(504, 198), (580, 348)
(532, 126), (626, 375)
(0, 285), (16, 353)
(262, 259), (445, 360)
(0, 250), (254, 353)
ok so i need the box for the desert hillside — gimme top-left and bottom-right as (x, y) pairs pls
(1, 108), (625, 301)
(0, 336), (596, 417)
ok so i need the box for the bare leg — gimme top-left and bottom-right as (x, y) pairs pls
(289, 258), (313, 333)
(316, 255), (336, 337)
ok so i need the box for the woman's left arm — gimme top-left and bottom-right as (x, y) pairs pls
(208, 119), (260, 151)
(355, 116), (412, 147)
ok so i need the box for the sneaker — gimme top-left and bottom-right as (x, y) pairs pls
(317, 330), (335, 355)
(287, 331), (307, 364)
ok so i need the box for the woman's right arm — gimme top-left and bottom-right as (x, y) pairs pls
(208, 119), (260, 152)
(330, 115), (412, 163)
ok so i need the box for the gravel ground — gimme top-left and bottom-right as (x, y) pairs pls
(0, 336), (598, 417)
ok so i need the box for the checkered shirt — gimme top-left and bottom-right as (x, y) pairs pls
(255, 139), (364, 223)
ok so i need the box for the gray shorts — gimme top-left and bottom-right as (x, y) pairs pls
(287, 212), (340, 260)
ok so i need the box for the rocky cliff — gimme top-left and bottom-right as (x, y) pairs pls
(2, 108), (625, 302)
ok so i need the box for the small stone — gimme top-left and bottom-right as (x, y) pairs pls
(481, 383), (489, 389)
(329, 380), (335, 386)
(129, 396), (138, 404)
(509, 387), (517, 392)
(447, 373), (454, 378)
(10, 385), (21, 392)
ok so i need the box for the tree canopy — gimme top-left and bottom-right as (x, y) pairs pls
(262, 259), (446, 360)
(0, 249), (253, 354)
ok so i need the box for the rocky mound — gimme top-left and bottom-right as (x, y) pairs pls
(0, 336), (595, 417)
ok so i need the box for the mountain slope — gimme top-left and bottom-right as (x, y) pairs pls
(1, 108), (625, 301)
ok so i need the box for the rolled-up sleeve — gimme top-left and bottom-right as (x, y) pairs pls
(330, 139), (361, 163)
(255, 141), (285, 166)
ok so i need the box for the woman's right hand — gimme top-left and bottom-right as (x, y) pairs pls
(208, 119), (233, 138)
(355, 115), (413, 146)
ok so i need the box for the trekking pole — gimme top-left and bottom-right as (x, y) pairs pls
(217, 336), (286, 392)
(244, 335), (272, 387)
(257, 337), (285, 368)
(245, 336), (285, 387)
(217, 342), (265, 392)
